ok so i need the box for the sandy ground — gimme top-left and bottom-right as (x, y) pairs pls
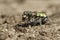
(0, 0), (60, 40)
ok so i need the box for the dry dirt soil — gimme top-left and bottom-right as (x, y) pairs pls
(0, 0), (60, 40)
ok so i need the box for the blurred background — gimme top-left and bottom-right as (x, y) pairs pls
(0, 0), (60, 16)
